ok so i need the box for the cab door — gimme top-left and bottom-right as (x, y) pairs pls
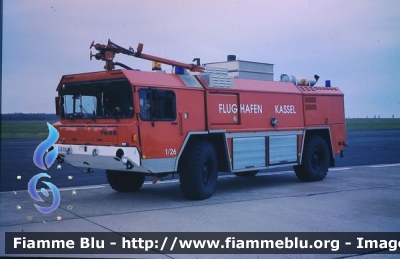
(135, 87), (181, 169)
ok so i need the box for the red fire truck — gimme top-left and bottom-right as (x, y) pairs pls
(55, 40), (346, 200)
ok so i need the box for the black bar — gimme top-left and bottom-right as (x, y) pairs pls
(5, 232), (400, 254)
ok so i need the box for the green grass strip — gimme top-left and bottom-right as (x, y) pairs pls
(1, 120), (58, 139)
(2, 119), (400, 139)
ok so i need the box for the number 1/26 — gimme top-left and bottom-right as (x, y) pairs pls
(165, 148), (177, 156)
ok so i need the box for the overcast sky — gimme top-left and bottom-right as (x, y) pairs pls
(2, 0), (400, 118)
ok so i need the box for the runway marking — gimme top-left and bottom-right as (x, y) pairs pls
(145, 171), (295, 185)
(369, 163), (400, 168)
(258, 171), (293, 175)
(21, 185), (108, 194)
(58, 185), (107, 191)
(137, 163), (399, 186)
(3, 164), (400, 194)
(330, 167), (352, 171)
(146, 179), (179, 185)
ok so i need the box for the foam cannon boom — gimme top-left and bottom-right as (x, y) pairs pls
(90, 39), (204, 72)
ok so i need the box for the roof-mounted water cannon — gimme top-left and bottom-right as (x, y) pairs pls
(89, 40), (133, 70)
(89, 41), (115, 70)
(90, 39), (205, 72)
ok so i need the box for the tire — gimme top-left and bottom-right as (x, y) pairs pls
(179, 140), (218, 200)
(295, 135), (329, 182)
(106, 170), (145, 192)
(235, 170), (258, 177)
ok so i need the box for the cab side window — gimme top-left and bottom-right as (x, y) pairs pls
(139, 88), (176, 121)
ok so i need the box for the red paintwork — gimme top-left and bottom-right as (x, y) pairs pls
(55, 65), (346, 166)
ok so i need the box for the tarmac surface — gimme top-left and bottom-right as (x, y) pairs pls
(1, 130), (400, 258)
(1, 164), (400, 258)
(1, 130), (400, 192)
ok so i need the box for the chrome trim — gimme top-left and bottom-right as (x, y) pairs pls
(232, 162), (298, 173)
(58, 144), (141, 171)
(226, 130), (303, 138)
(142, 158), (177, 173)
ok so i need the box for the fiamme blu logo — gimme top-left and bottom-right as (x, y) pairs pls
(28, 123), (60, 214)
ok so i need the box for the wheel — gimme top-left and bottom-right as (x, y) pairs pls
(295, 135), (329, 181)
(106, 170), (145, 192)
(179, 140), (218, 200)
(235, 170), (258, 177)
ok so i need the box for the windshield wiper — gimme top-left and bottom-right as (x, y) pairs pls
(80, 105), (96, 122)
(74, 94), (96, 122)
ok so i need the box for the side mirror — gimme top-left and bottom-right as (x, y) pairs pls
(55, 97), (60, 115)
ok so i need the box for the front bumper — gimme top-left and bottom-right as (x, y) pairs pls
(57, 144), (149, 173)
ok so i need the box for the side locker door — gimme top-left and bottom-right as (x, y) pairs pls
(207, 91), (240, 127)
(135, 87), (181, 173)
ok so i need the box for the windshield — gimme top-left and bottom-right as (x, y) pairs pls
(60, 79), (133, 120)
